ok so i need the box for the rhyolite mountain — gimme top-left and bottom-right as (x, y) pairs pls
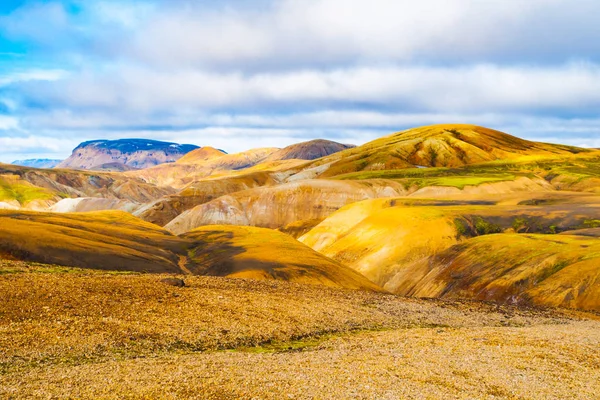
(56, 139), (200, 170)
(264, 139), (355, 162)
(11, 159), (62, 169)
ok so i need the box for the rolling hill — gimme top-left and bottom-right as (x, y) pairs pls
(175, 146), (228, 164)
(287, 124), (590, 179)
(398, 233), (600, 311)
(0, 210), (380, 290)
(182, 225), (381, 290)
(298, 194), (600, 310)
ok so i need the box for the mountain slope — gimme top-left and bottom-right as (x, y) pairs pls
(0, 163), (174, 208)
(135, 171), (279, 226)
(402, 233), (600, 311)
(164, 179), (409, 234)
(0, 210), (380, 290)
(298, 195), (600, 309)
(290, 124), (590, 179)
(182, 225), (381, 290)
(57, 139), (199, 170)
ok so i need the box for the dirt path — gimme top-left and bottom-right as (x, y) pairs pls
(178, 255), (193, 275)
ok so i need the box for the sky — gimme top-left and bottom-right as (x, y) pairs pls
(1, 0), (600, 162)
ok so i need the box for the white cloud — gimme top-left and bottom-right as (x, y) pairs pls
(0, 116), (19, 130)
(18, 63), (600, 117)
(0, 69), (68, 87)
(120, 0), (600, 68)
(2, 0), (600, 161)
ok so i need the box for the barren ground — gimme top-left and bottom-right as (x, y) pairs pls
(1, 260), (599, 399)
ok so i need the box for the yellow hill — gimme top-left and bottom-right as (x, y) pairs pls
(402, 233), (600, 311)
(176, 146), (227, 164)
(0, 210), (182, 273)
(183, 225), (381, 290)
(296, 124), (590, 178)
(127, 148), (281, 188)
(299, 195), (600, 306)
(0, 210), (380, 291)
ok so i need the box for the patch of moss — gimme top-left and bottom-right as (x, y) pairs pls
(0, 179), (55, 205)
(474, 217), (502, 235)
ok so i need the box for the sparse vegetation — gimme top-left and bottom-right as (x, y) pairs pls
(0, 177), (55, 205)
(2, 124), (600, 398)
(2, 259), (599, 399)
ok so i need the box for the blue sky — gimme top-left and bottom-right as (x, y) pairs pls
(1, 0), (600, 162)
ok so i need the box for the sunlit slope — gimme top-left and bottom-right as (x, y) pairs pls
(182, 225), (381, 291)
(165, 179), (409, 234)
(0, 163), (174, 207)
(175, 146), (227, 164)
(299, 196), (600, 288)
(0, 210), (379, 290)
(135, 171), (279, 226)
(291, 124), (589, 178)
(332, 150), (600, 194)
(402, 234), (600, 311)
(0, 173), (56, 209)
(0, 210), (184, 273)
(127, 148), (284, 188)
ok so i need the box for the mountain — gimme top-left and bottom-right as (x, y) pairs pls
(127, 140), (353, 188)
(56, 139), (199, 170)
(11, 159), (62, 169)
(0, 210), (380, 291)
(298, 193), (600, 310)
(264, 139), (355, 162)
(291, 124), (590, 179)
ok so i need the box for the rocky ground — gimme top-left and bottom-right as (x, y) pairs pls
(1, 260), (599, 399)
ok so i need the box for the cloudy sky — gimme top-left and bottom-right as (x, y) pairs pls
(1, 0), (600, 162)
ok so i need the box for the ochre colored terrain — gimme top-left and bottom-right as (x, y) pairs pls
(1, 260), (598, 399)
(299, 194), (600, 310)
(292, 124), (590, 178)
(183, 225), (381, 290)
(0, 210), (380, 291)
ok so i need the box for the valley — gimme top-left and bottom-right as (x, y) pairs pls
(2, 124), (600, 398)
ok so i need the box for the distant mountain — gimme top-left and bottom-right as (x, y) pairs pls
(264, 139), (355, 162)
(56, 139), (199, 170)
(11, 159), (62, 169)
